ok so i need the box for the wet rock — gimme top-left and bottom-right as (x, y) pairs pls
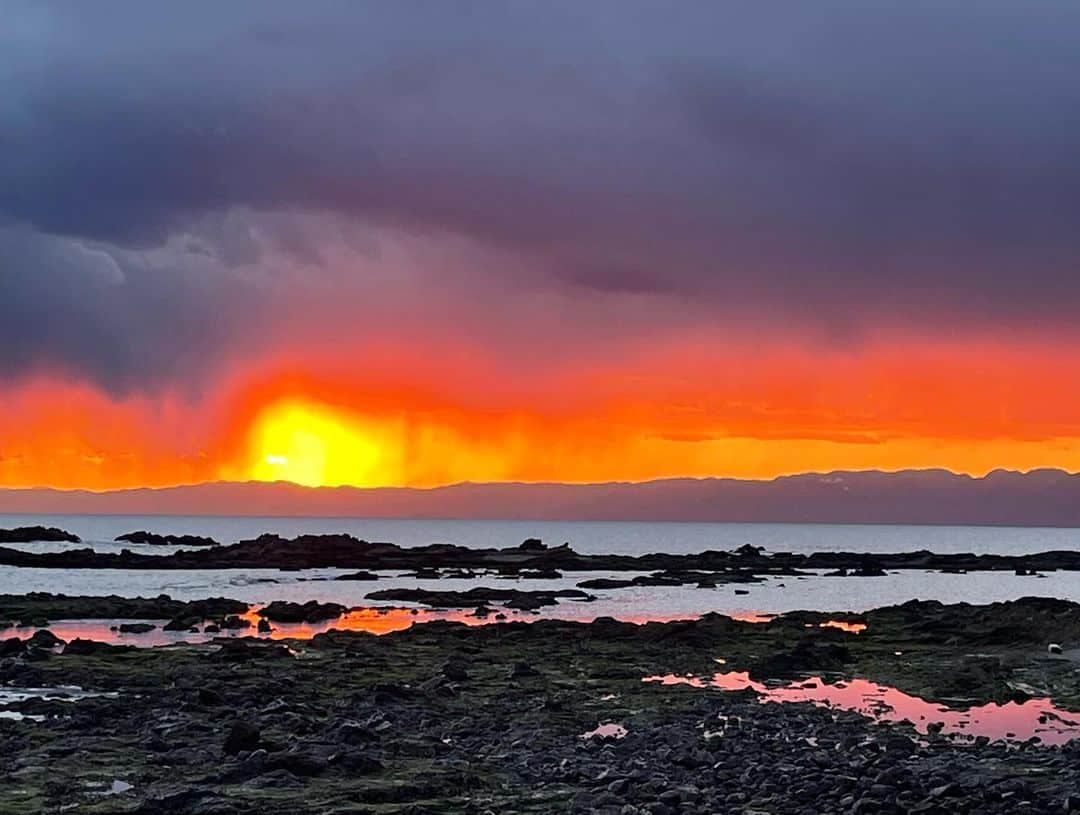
(257, 600), (346, 623)
(115, 531), (219, 547)
(408, 568), (443, 580)
(367, 587), (594, 609)
(163, 615), (200, 632)
(28, 629), (64, 648)
(117, 623), (156, 634)
(509, 661), (540, 679)
(748, 639), (852, 681)
(266, 749), (328, 777)
(578, 570), (762, 590)
(242, 768), (305, 789)
(440, 658), (470, 681)
(63, 638), (134, 655)
(0, 526), (80, 544)
(223, 721), (261, 755)
(335, 570), (379, 581)
(329, 748), (384, 774)
(0, 594), (245, 628)
(211, 640), (293, 662)
(197, 687), (224, 706)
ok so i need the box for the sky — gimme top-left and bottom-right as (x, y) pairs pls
(3, 2), (1080, 490)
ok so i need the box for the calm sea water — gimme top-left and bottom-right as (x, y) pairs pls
(2, 515), (1079, 628)
(3, 513), (1080, 555)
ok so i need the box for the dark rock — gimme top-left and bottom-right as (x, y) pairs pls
(198, 687), (224, 706)
(329, 749), (384, 774)
(117, 623), (156, 634)
(212, 640), (293, 662)
(163, 615), (200, 632)
(115, 531), (219, 547)
(7, 530), (1080, 582)
(440, 658), (470, 681)
(266, 750), (328, 777)
(223, 721), (261, 755)
(367, 587), (594, 609)
(28, 629), (64, 648)
(748, 639), (852, 681)
(63, 638), (134, 656)
(0, 526), (80, 544)
(509, 661), (540, 678)
(257, 600), (346, 623)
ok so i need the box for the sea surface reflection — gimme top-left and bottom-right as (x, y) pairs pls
(645, 672), (1080, 746)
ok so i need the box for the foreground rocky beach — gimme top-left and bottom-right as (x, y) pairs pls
(2, 595), (1080, 814)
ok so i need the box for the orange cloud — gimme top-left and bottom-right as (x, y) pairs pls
(4, 333), (1080, 490)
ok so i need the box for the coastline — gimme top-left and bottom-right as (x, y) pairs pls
(2, 598), (1080, 813)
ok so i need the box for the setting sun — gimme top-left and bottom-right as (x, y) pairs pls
(244, 400), (401, 487)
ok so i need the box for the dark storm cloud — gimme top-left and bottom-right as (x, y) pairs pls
(0, 222), (259, 392)
(3, 1), (1080, 389)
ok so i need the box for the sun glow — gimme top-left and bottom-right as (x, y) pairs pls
(245, 400), (402, 487)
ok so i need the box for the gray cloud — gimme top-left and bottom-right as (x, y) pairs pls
(2, 1), (1080, 390)
(0, 221), (262, 393)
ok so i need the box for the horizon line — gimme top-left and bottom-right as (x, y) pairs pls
(1, 465), (1077, 495)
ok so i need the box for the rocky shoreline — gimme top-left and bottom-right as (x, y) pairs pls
(5, 531), (1080, 582)
(1, 597), (1080, 813)
(0, 526), (80, 544)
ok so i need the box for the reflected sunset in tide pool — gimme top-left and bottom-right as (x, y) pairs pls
(646, 673), (1080, 746)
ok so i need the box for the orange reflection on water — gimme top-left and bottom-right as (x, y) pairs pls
(819, 620), (867, 634)
(729, 612), (776, 624)
(645, 672), (1080, 745)
(244, 606), (487, 638)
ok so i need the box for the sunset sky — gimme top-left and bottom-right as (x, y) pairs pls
(3, 3), (1080, 491)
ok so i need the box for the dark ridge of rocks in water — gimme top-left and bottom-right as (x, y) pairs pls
(365, 587), (596, 610)
(5, 531), (1080, 578)
(257, 600), (347, 623)
(334, 570), (379, 581)
(28, 629), (64, 648)
(115, 530), (220, 547)
(2, 598), (1080, 814)
(0, 592), (248, 625)
(115, 623), (157, 634)
(578, 569), (765, 590)
(0, 525), (80, 544)
(61, 638), (134, 656)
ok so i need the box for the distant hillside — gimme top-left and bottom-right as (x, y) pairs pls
(2, 469), (1080, 526)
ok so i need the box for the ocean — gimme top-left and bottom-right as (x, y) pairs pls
(4, 513), (1080, 556)
(2, 515), (1080, 640)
